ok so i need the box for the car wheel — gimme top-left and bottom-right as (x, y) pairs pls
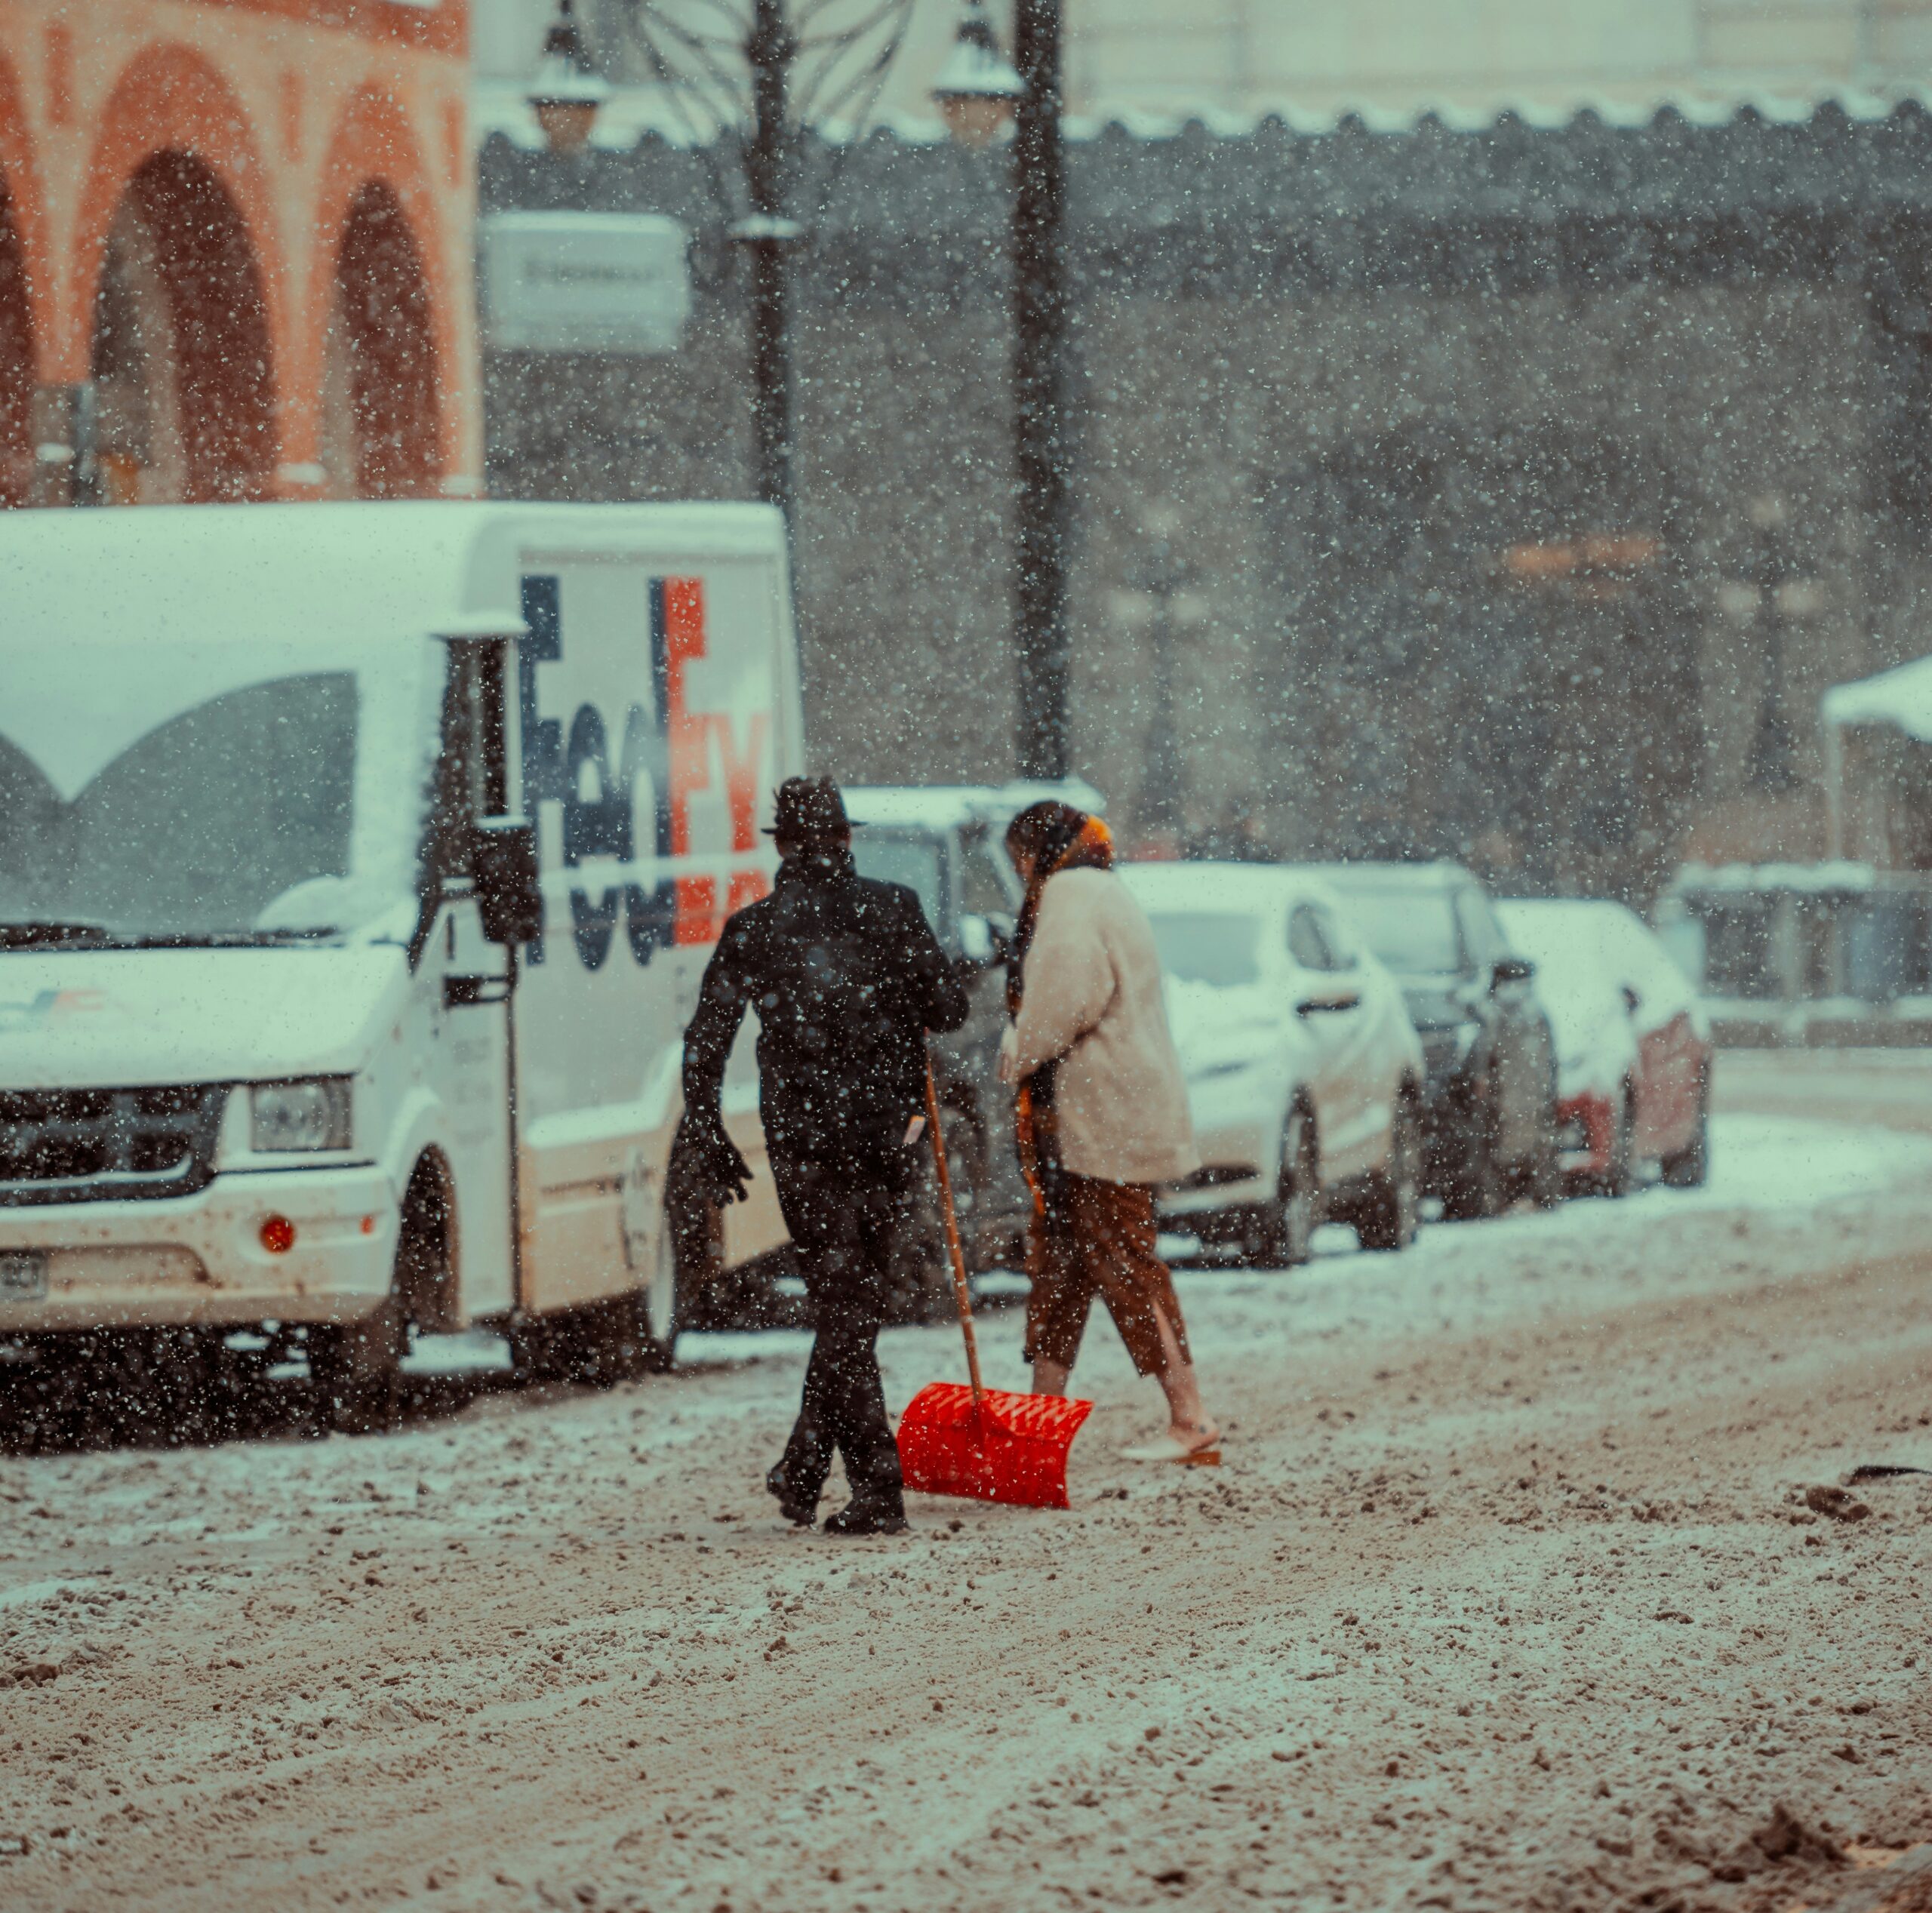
(1595, 1091), (1635, 1199)
(1660, 1074), (1710, 1189)
(1358, 1096), (1421, 1251)
(1440, 1109), (1504, 1222)
(1252, 1106), (1317, 1269)
(1523, 1093), (1564, 1209)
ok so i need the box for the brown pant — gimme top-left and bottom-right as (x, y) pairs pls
(1023, 1173), (1192, 1378)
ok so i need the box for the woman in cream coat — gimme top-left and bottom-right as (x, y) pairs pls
(998, 802), (1222, 1464)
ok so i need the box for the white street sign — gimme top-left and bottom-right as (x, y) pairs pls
(481, 211), (690, 354)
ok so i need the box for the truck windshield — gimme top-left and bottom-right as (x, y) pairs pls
(0, 672), (417, 946)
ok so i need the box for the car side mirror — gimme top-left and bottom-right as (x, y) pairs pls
(1621, 983), (1640, 1015)
(1491, 954), (1534, 992)
(1297, 991), (1362, 1016)
(471, 817), (543, 946)
(960, 912), (1012, 969)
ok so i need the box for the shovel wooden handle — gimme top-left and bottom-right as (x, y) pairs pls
(923, 1054), (984, 1408)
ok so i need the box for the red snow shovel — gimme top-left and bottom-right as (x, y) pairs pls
(896, 1056), (1092, 1509)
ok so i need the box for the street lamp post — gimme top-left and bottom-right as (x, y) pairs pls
(616, 0), (914, 531)
(1011, 0), (1071, 781)
(932, 0), (1071, 783)
(1739, 497), (1814, 794)
(734, 0), (804, 523)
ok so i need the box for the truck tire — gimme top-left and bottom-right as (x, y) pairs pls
(1357, 1096), (1422, 1251)
(308, 1298), (405, 1435)
(642, 1175), (716, 1369)
(309, 1160), (445, 1431)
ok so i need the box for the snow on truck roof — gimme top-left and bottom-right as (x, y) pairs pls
(0, 501), (785, 803)
(0, 500), (786, 653)
(845, 780), (1108, 835)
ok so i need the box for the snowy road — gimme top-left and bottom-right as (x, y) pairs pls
(3, 1053), (1931, 1911)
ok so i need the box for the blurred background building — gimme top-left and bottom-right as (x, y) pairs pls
(475, 0), (1932, 902)
(0, 0), (480, 507)
(473, 0), (1932, 137)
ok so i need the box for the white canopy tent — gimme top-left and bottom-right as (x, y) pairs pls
(1820, 653), (1932, 860)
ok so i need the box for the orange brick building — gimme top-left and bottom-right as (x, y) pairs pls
(0, 0), (478, 508)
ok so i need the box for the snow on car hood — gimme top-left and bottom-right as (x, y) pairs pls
(1163, 976), (1294, 1076)
(1494, 905), (1636, 1100)
(1543, 983), (1638, 1101)
(0, 947), (411, 1090)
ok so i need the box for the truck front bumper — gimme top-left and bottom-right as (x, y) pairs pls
(0, 1165), (399, 1334)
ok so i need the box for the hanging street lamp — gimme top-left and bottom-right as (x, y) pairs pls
(528, 0), (610, 156)
(931, 0), (1023, 151)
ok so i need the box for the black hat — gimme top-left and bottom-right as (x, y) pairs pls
(765, 775), (852, 844)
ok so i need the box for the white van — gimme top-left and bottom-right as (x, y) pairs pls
(0, 503), (801, 1423)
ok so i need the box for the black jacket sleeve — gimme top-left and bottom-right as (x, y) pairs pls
(681, 917), (753, 1133)
(901, 893), (971, 1035)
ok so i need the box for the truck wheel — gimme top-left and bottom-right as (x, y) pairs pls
(1358, 1098), (1422, 1251)
(1251, 1106), (1317, 1269)
(1660, 1076), (1710, 1189)
(308, 1299), (405, 1435)
(640, 1202), (686, 1371)
(309, 1160), (451, 1427)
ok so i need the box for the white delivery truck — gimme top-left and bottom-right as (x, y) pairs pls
(0, 502), (801, 1424)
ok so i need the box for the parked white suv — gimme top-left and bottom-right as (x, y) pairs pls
(1119, 863), (1426, 1264)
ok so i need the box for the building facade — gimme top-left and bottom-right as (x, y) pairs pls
(470, 1), (1932, 144)
(481, 101), (1932, 903)
(0, 0), (480, 509)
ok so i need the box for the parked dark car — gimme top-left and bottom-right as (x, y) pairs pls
(845, 786), (1037, 1310)
(1314, 862), (1559, 1217)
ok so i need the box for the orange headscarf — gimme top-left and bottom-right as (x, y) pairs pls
(1007, 810), (1115, 1230)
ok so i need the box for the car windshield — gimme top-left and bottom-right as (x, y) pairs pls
(1332, 887), (1462, 975)
(1147, 911), (1263, 987)
(852, 830), (944, 927)
(0, 667), (428, 947)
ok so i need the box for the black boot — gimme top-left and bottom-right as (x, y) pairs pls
(767, 1461), (818, 1528)
(823, 1496), (908, 1536)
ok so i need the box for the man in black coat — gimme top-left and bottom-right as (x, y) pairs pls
(681, 777), (971, 1535)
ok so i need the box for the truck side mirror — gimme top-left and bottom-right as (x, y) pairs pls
(471, 818), (543, 946)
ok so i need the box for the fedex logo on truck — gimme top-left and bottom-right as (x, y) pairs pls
(0, 989), (106, 1033)
(518, 574), (769, 971)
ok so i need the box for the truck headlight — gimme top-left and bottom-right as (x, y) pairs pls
(250, 1078), (352, 1153)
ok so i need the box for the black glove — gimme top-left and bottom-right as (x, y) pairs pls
(689, 1124), (752, 1207)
